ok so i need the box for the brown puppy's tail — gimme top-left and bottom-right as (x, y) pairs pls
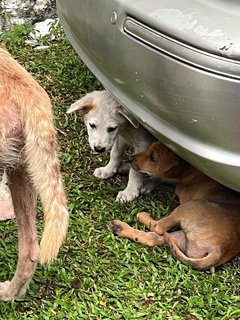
(19, 81), (69, 264)
(164, 232), (221, 270)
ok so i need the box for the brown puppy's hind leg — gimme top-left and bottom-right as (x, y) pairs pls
(0, 169), (39, 301)
(137, 211), (180, 235)
(164, 232), (221, 270)
(108, 220), (165, 246)
(165, 230), (187, 253)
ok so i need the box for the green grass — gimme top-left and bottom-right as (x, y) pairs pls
(0, 24), (239, 319)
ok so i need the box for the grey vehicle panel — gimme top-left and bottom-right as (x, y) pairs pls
(57, 0), (240, 191)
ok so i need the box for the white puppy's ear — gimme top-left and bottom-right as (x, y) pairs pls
(67, 96), (94, 115)
(118, 106), (139, 128)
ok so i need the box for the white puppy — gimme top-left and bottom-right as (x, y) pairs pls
(67, 90), (157, 202)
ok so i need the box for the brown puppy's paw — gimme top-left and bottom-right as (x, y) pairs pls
(107, 220), (123, 235)
(107, 220), (129, 236)
(137, 212), (151, 223)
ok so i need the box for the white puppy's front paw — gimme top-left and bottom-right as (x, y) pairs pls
(140, 183), (155, 195)
(140, 177), (162, 195)
(94, 167), (115, 179)
(140, 186), (151, 195)
(116, 189), (140, 202)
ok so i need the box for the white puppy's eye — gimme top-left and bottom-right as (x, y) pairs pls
(107, 126), (117, 133)
(89, 123), (96, 129)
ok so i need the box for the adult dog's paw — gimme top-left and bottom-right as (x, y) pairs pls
(93, 166), (115, 179)
(0, 281), (14, 302)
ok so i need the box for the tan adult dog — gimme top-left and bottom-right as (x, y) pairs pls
(0, 48), (69, 301)
(109, 141), (240, 270)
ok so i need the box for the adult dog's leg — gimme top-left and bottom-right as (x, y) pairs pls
(94, 136), (127, 179)
(108, 220), (165, 246)
(0, 169), (39, 301)
(0, 170), (15, 220)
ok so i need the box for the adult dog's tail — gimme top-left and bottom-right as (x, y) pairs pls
(5, 53), (70, 264)
(22, 86), (69, 264)
(164, 232), (221, 270)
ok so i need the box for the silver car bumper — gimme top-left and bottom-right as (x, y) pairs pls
(57, 0), (240, 191)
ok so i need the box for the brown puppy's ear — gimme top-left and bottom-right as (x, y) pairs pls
(118, 106), (139, 128)
(67, 96), (94, 115)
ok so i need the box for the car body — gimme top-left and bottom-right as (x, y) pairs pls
(57, 0), (240, 191)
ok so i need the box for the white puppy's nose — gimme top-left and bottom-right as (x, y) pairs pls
(94, 146), (106, 153)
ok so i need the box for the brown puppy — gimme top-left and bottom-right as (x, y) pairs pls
(0, 48), (69, 300)
(109, 141), (240, 270)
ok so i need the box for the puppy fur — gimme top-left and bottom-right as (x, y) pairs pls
(68, 90), (157, 202)
(0, 48), (69, 300)
(109, 141), (240, 270)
